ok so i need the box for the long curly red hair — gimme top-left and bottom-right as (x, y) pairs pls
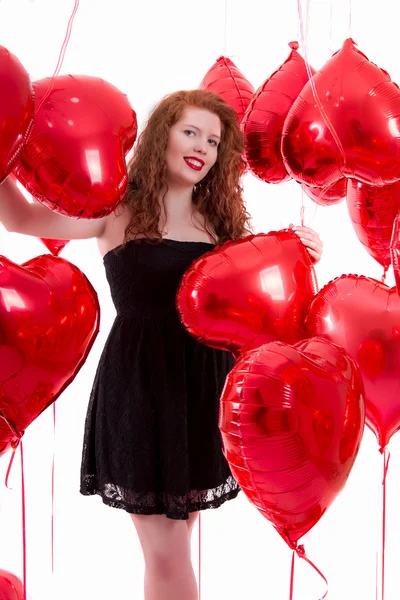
(123, 89), (251, 244)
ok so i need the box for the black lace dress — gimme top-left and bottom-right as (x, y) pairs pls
(80, 238), (239, 519)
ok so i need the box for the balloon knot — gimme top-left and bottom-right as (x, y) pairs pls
(11, 434), (23, 450)
(289, 41), (300, 51)
(379, 445), (387, 455)
(296, 544), (306, 558)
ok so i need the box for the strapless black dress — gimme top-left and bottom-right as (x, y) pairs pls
(80, 238), (239, 519)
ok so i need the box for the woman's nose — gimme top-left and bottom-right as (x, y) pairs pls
(193, 138), (207, 154)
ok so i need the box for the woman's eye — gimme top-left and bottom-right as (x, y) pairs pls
(184, 129), (195, 136)
(209, 139), (218, 147)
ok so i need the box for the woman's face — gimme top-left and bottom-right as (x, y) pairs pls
(164, 107), (221, 188)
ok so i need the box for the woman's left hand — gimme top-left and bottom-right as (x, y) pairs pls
(291, 225), (323, 264)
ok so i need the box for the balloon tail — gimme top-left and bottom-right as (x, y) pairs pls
(35, 0), (81, 116)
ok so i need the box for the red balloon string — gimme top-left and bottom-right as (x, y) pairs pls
(378, 447), (390, 600)
(289, 550), (295, 599)
(5, 448), (17, 490)
(20, 441), (27, 600)
(198, 513), (202, 599)
(348, 0), (353, 38)
(0, 413), (23, 489)
(289, 544), (328, 600)
(51, 403), (56, 574)
(329, 0), (333, 54)
(34, 0), (81, 117)
(223, 0), (228, 56)
(296, 0), (347, 168)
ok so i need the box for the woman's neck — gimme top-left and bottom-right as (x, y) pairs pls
(161, 184), (195, 223)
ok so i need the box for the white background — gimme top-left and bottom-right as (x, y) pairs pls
(0, 0), (399, 599)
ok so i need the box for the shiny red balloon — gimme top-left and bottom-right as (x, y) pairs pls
(199, 56), (255, 123)
(0, 46), (34, 183)
(0, 254), (100, 455)
(13, 75), (137, 218)
(177, 230), (318, 356)
(347, 178), (400, 269)
(282, 38), (400, 187)
(307, 274), (400, 449)
(39, 238), (69, 256)
(242, 41), (315, 183)
(219, 337), (365, 547)
(301, 178), (346, 206)
(0, 569), (24, 600)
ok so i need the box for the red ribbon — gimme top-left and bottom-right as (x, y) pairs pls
(376, 446), (390, 600)
(20, 441), (26, 600)
(289, 544), (328, 600)
(34, 0), (81, 117)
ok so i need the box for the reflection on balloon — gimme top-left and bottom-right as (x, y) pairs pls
(13, 74), (137, 219)
(219, 337), (365, 547)
(177, 230), (318, 356)
(242, 41), (315, 183)
(199, 56), (255, 124)
(347, 178), (400, 269)
(307, 274), (400, 448)
(0, 46), (34, 183)
(0, 254), (100, 455)
(282, 38), (400, 188)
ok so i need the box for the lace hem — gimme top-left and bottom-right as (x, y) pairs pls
(80, 475), (240, 520)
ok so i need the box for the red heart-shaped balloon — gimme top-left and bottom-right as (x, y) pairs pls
(39, 237), (69, 256)
(282, 38), (400, 187)
(242, 41), (315, 183)
(177, 231), (318, 356)
(199, 56), (255, 124)
(306, 274), (400, 448)
(346, 178), (400, 269)
(0, 254), (100, 455)
(0, 569), (24, 600)
(13, 74), (137, 218)
(301, 177), (346, 206)
(219, 337), (365, 547)
(0, 45), (34, 182)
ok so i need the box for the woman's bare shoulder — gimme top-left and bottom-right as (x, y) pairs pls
(97, 203), (132, 257)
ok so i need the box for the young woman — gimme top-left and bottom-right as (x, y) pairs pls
(0, 89), (322, 600)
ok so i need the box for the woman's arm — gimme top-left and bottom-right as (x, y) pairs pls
(0, 175), (107, 240)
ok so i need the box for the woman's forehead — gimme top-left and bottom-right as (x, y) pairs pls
(177, 107), (221, 131)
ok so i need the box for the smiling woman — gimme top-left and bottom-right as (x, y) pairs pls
(121, 89), (249, 247)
